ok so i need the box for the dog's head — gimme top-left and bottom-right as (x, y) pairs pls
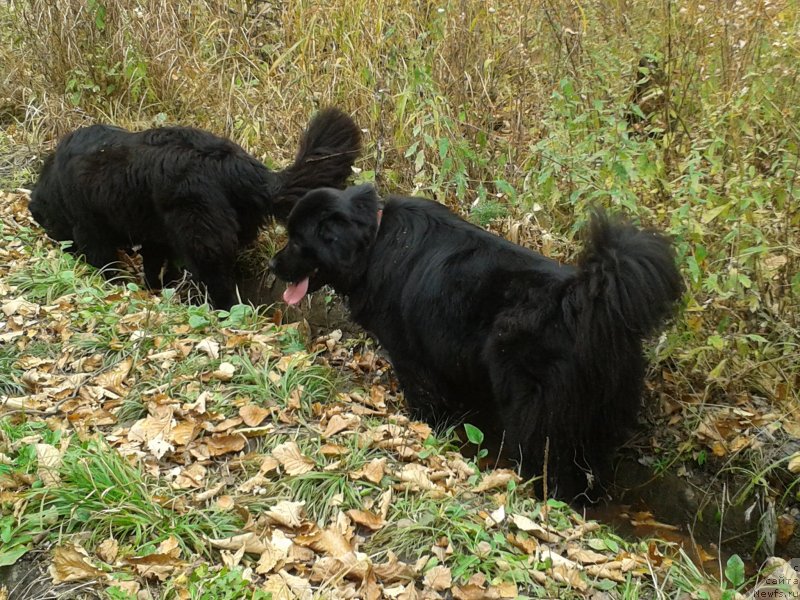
(28, 156), (75, 242)
(269, 184), (381, 304)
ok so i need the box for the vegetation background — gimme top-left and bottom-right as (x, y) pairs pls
(0, 0), (798, 598)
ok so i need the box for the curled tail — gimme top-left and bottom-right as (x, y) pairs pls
(275, 108), (362, 215)
(574, 210), (683, 339)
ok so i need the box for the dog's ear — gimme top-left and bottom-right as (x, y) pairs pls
(342, 183), (379, 216)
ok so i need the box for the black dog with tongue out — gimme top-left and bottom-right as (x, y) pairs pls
(269, 183), (682, 501)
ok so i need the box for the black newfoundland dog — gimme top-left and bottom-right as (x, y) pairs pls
(270, 184), (683, 500)
(28, 108), (361, 309)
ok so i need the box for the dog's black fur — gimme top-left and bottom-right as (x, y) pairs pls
(270, 184), (683, 500)
(28, 108), (361, 309)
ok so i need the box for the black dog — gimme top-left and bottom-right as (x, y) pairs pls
(28, 108), (361, 309)
(270, 184), (683, 500)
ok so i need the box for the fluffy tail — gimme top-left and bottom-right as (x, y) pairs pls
(573, 210), (683, 339)
(554, 210), (683, 499)
(274, 108), (362, 215)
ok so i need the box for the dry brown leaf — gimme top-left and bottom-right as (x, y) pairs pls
(93, 358), (133, 394)
(551, 564), (587, 592)
(563, 522), (601, 541)
(96, 538), (119, 564)
(788, 452), (800, 474)
(266, 500), (306, 528)
(584, 563), (625, 582)
(423, 565), (451, 591)
(157, 536), (181, 558)
(272, 440), (314, 475)
(351, 457), (387, 484)
(473, 469), (520, 492)
(2, 298), (39, 317)
(264, 570), (313, 600)
(397, 463), (436, 490)
(321, 443), (349, 456)
(507, 533), (538, 554)
(295, 528), (354, 560)
(169, 419), (199, 446)
(373, 552), (416, 583)
(129, 408), (174, 444)
(35, 443), (61, 486)
(195, 481), (226, 502)
(49, 544), (106, 583)
(124, 553), (185, 581)
(215, 495), (235, 511)
(209, 361), (236, 381)
(322, 413), (361, 438)
(204, 433), (246, 457)
(485, 504), (506, 527)
(239, 404), (271, 427)
(255, 530), (294, 574)
(408, 421), (432, 440)
(567, 546), (610, 565)
(196, 338), (220, 359)
(346, 509), (386, 530)
(511, 514), (560, 543)
(173, 463), (206, 489)
(208, 532), (269, 554)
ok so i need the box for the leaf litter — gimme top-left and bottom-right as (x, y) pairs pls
(0, 190), (709, 597)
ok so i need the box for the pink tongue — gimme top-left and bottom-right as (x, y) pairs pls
(283, 277), (310, 305)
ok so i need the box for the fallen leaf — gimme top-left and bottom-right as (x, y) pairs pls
(295, 528), (354, 561)
(96, 538), (119, 564)
(423, 565), (451, 591)
(567, 546), (610, 565)
(49, 545), (106, 583)
(35, 443), (62, 486)
(210, 361), (236, 381)
(485, 504), (505, 527)
(351, 457), (386, 483)
(788, 452), (800, 474)
(322, 413), (360, 438)
(266, 500), (306, 528)
(94, 358), (133, 394)
(397, 463), (436, 490)
(239, 404), (271, 427)
(511, 514), (560, 543)
(473, 469), (519, 492)
(124, 553), (185, 581)
(204, 433), (246, 457)
(172, 463), (207, 489)
(346, 509), (386, 530)
(196, 338), (220, 359)
(321, 443), (349, 456)
(129, 408), (174, 444)
(272, 441), (315, 475)
(209, 532), (269, 554)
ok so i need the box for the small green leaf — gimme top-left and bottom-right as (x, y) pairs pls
(592, 578), (617, 591)
(724, 554), (745, 588)
(188, 314), (210, 329)
(463, 423), (484, 445)
(0, 545), (28, 567)
(438, 137), (449, 159)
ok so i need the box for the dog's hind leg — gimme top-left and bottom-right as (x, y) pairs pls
(484, 324), (595, 500)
